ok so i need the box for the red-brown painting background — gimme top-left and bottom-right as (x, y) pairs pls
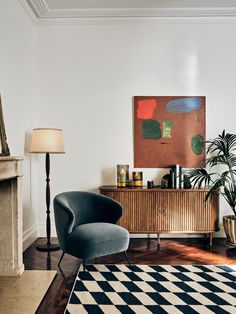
(134, 96), (205, 168)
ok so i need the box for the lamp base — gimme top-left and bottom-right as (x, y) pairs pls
(36, 243), (60, 252)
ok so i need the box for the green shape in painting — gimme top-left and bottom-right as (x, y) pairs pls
(191, 135), (204, 155)
(142, 120), (162, 139)
(163, 120), (174, 138)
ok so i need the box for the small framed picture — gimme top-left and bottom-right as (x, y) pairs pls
(0, 95), (10, 156)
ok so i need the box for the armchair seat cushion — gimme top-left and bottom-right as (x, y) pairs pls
(66, 222), (129, 260)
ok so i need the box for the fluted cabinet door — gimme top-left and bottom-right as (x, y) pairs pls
(107, 191), (149, 231)
(151, 191), (218, 232)
(99, 186), (219, 234)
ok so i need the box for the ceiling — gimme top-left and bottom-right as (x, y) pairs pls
(21, 0), (236, 21)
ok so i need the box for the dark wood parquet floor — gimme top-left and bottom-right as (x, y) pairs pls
(23, 237), (236, 314)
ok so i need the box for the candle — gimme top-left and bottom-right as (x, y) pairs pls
(132, 171), (143, 188)
(120, 169), (126, 182)
(117, 164), (129, 188)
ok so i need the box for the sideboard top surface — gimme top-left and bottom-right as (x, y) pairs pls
(99, 185), (211, 192)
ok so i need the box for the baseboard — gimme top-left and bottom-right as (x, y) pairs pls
(37, 224), (57, 237)
(23, 224), (38, 251)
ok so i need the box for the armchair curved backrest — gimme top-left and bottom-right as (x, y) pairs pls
(53, 191), (123, 251)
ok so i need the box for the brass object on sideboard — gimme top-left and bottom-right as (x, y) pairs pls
(99, 186), (219, 247)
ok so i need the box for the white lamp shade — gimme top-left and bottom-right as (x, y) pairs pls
(30, 128), (65, 153)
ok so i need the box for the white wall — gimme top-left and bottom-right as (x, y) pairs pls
(35, 20), (236, 237)
(0, 1), (37, 248)
(2, 5), (235, 249)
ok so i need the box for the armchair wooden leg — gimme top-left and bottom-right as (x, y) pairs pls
(57, 252), (66, 278)
(58, 251), (65, 267)
(123, 251), (131, 265)
(82, 259), (86, 272)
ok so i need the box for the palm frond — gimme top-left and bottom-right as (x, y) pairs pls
(207, 131), (236, 157)
(223, 186), (236, 213)
(186, 130), (236, 213)
(205, 179), (222, 202)
(221, 170), (233, 184)
(231, 169), (236, 176)
(207, 139), (228, 157)
(206, 155), (227, 167)
(207, 154), (236, 171)
(224, 132), (236, 152)
(228, 154), (236, 168)
(184, 168), (213, 188)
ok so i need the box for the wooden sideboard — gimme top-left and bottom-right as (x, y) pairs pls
(99, 186), (219, 246)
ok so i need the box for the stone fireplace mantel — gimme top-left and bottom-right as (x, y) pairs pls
(0, 156), (24, 276)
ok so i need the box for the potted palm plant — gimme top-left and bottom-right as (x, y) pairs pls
(186, 130), (236, 246)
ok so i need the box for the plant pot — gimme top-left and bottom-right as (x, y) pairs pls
(223, 215), (236, 247)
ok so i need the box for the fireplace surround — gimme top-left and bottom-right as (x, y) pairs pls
(0, 156), (24, 276)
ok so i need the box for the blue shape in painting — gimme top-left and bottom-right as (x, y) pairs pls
(167, 98), (202, 113)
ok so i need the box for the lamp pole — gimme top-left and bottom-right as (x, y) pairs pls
(30, 128), (65, 252)
(46, 152), (51, 247)
(36, 152), (60, 252)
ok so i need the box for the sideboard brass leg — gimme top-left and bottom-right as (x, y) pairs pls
(147, 234), (151, 249)
(209, 233), (213, 247)
(157, 233), (160, 250)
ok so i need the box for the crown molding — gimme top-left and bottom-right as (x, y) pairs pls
(19, 0), (38, 23)
(34, 17), (236, 27)
(20, 0), (236, 25)
(24, 0), (49, 17)
(41, 8), (236, 19)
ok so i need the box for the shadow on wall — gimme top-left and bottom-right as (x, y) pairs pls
(99, 167), (170, 188)
(24, 131), (31, 155)
(24, 132), (33, 217)
(101, 167), (116, 186)
(84, 168), (116, 194)
(86, 167), (174, 193)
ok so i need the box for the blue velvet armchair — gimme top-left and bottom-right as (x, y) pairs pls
(53, 191), (130, 270)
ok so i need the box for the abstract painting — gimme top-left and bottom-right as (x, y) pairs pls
(134, 96), (205, 168)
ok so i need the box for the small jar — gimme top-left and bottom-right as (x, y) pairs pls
(132, 171), (143, 188)
(147, 180), (154, 189)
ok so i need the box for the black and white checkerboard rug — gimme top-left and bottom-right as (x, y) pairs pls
(65, 264), (236, 314)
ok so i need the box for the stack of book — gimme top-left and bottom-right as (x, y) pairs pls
(170, 164), (183, 189)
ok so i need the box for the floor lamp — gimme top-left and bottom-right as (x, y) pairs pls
(30, 128), (65, 252)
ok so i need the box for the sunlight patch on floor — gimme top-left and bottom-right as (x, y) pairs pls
(0, 270), (56, 314)
(168, 242), (236, 265)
